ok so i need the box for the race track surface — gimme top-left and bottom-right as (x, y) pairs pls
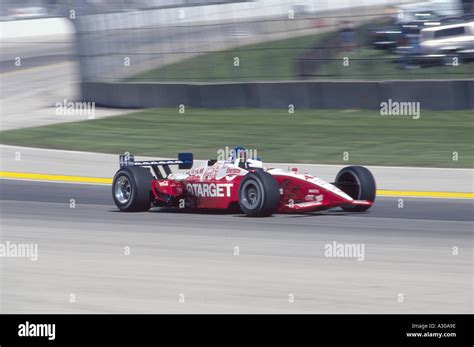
(0, 179), (472, 313)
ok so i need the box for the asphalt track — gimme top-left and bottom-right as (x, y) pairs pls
(0, 179), (472, 313)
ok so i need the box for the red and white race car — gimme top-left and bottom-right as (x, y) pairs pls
(112, 149), (376, 217)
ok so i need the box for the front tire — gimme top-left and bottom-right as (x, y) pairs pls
(335, 166), (376, 212)
(238, 171), (280, 217)
(112, 167), (153, 212)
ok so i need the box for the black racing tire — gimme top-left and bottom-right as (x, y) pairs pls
(112, 167), (153, 212)
(238, 171), (280, 217)
(335, 166), (376, 212)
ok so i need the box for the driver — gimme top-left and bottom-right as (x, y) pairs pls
(229, 147), (262, 169)
(228, 146), (246, 168)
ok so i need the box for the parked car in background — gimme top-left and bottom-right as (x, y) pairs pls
(419, 21), (474, 63)
(369, 26), (403, 50)
(370, 18), (443, 51)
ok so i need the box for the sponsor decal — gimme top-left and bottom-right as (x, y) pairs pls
(186, 183), (233, 198)
(310, 178), (352, 199)
(189, 167), (205, 176)
(226, 168), (241, 175)
(203, 166), (219, 181)
(305, 194), (323, 202)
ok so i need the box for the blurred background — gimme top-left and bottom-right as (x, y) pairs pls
(1, 0), (473, 82)
(0, 0), (473, 164)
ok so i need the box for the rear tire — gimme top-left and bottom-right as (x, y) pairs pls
(335, 166), (376, 212)
(238, 171), (280, 217)
(112, 167), (153, 212)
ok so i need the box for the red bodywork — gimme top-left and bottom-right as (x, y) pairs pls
(150, 161), (372, 213)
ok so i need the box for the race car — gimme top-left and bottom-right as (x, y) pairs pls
(112, 148), (376, 217)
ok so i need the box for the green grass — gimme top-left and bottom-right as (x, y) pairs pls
(129, 24), (474, 81)
(129, 33), (329, 81)
(1, 108), (472, 168)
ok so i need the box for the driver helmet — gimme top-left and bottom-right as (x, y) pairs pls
(229, 146), (248, 162)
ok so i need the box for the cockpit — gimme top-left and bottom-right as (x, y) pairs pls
(228, 147), (263, 169)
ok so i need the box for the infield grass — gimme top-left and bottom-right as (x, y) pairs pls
(1, 108), (472, 168)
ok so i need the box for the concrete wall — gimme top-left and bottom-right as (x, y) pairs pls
(81, 80), (474, 110)
(0, 18), (74, 40)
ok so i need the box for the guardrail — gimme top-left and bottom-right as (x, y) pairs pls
(81, 79), (474, 110)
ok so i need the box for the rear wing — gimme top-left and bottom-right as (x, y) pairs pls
(119, 152), (193, 178)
